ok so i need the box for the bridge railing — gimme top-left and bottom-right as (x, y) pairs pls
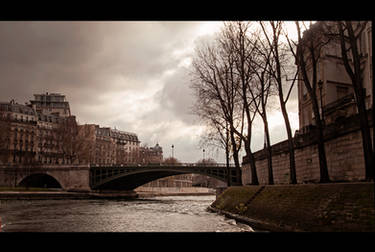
(90, 163), (236, 168)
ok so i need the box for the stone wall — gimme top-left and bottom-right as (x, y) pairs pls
(242, 111), (373, 185)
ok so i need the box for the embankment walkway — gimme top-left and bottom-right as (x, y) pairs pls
(210, 182), (375, 232)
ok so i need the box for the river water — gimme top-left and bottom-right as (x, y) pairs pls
(0, 195), (256, 232)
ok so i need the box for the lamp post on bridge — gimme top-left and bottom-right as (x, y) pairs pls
(171, 144), (174, 159)
(202, 149), (205, 164)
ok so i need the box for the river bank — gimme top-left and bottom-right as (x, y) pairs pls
(210, 182), (375, 232)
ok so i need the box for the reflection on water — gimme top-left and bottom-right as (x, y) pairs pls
(0, 195), (254, 232)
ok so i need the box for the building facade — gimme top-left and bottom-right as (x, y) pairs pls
(0, 99), (78, 165)
(139, 143), (163, 164)
(0, 93), (141, 166)
(297, 21), (372, 132)
(29, 92), (71, 118)
(76, 124), (140, 165)
(0, 100), (38, 164)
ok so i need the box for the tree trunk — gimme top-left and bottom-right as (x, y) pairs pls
(337, 21), (374, 181)
(244, 139), (259, 185)
(230, 128), (242, 185)
(243, 115), (259, 185)
(354, 87), (374, 180)
(225, 126), (231, 187)
(349, 24), (374, 181)
(311, 97), (330, 183)
(263, 116), (274, 185)
(280, 100), (297, 184)
(226, 143), (231, 186)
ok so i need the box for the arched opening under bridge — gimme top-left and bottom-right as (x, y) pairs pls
(18, 173), (62, 189)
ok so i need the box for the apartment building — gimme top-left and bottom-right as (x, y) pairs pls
(0, 100), (38, 164)
(0, 99), (78, 165)
(76, 124), (140, 165)
(139, 143), (163, 164)
(29, 92), (71, 118)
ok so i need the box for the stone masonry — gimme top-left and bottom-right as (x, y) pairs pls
(0, 164), (91, 192)
(242, 111), (373, 185)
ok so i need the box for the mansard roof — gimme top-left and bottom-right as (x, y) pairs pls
(0, 101), (37, 116)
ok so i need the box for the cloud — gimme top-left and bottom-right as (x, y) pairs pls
(0, 21), (299, 163)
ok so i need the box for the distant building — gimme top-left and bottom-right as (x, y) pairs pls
(110, 128), (140, 164)
(142, 173), (193, 188)
(0, 93), (141, 166)
(29, 92), (71, 118)
(0, 99), (77, 165)
(139, 143), (163, 164)
(0, 100), (38, 164)
(76, 124), (140, 165)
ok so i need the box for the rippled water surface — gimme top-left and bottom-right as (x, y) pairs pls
(0, 195), (254, 232)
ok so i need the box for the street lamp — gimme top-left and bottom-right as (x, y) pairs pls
(202, 149), (205, 163)
(318, 80), (325, 125)
(171, 144), (174, 159)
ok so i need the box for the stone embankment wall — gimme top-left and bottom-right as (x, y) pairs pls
(211, 183), (375, 232)
(242, 112), (373, 185)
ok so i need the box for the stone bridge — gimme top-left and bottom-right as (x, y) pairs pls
(0, 164), (91, 191)
(0, 163), (241, 191)
(90, 163), (241, 190)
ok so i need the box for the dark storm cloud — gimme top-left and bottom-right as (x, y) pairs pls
(0, 21), (213, 162)
(0, 21), (202, 112)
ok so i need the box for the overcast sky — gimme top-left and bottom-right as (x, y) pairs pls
(0, 21), (300, 163)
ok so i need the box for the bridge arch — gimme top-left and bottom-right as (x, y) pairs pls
(18, 173), (63, 189)
(91, 165), (235, 190)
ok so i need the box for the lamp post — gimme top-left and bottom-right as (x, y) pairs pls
(202, 149), (205, 163)
(171, 144), (174, 159)
(318, 80), (324, 126)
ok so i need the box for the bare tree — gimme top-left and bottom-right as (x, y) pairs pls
(286, 21), (331, 183)
(190, 32), (243, 185)
(260, 21), (298, 184)
(246, 29), (278, 185)
(75, 125), (96, 164)
(199, 119), (232, 185)
(219, 21), (260, 185)
(55, 116), (78, 164)
(163, 157), (181, 164)
(327, 21), (374, 180)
